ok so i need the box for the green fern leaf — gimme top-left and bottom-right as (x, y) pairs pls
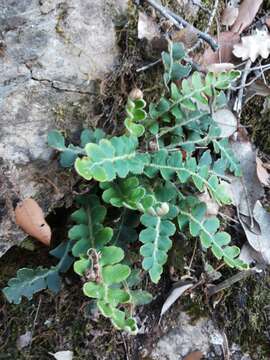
(162, 42), (191, 86)
(213, 138), (242, 176)
(139, 213), (176, 283)
(2, 267), (61, 304)
(178, 197), (248, 269)
(145, 149), (231, 205)
(75, 136), (149, 181)
(100, 177), (155, 212)
(83, 246), (137, 334)
(70, 195), (113, 258)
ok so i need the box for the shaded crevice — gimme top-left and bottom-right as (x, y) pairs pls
(25, 65), (95, 95)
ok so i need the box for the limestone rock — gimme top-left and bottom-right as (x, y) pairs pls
(150, 312), (222, 359)
(0, 0), (127, 256)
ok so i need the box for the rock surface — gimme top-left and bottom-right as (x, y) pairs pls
(150, 312), (252, 360)
(0, 0), (127, 256)
(150, 312), (223, 360)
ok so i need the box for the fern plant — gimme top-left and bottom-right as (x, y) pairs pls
(4, 42), (248, 334)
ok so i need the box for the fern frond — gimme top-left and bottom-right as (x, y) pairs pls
(178, 197), (248, 269)
(162, 42), (191, 86)
(83, 246), (137, 334)
(145, 149), (231, 205)
(213, 138), (242, 176)
(139, 213), (176, 283)
(75, 136), (149, 181)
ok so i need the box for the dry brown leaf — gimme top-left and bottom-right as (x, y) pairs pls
(207, 62), (235, 73)
(233, 29), (270, 62)
(231, 0), (263, 34)
(183, 351), (203, 360)
(15, 198), (51, 246)
(256, 157), (270, 186)
(200, 31), (240, 67)
(221, 4), (239, 27)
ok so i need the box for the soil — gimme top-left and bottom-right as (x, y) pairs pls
(1, 1), (270, 359)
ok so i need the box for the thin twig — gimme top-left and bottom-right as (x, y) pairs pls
(26, 296), (42, 359)
(144, 0), (218, 51)
(233, 59), (252, 116)
(187, 239), (198, 275)
(136, 58), (162, 72)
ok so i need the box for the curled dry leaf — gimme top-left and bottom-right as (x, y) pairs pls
(212, 108), (237, 138)
(160, 282), (193, 319)
(240, 201), (270, 265)
(256, 157), (270, 186)
(221, 3), (239, 27)
(200, 32), (240, 68)
(138, 12), (160, 41)
(207, 63), (235, 73)
(239, 242), (264, 265)
(233, 30), (270, 62)
(15, 198), (51, 246)
(183, 351), (203, 360)
(231, 0), (263, 34)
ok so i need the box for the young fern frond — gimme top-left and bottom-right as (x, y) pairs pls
(83, 246), (138, 334)
(162, 42), (192, 86)
(125, 98), (147, 137)
(100, 177), (155, 212)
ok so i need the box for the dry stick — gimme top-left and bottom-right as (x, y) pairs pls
(144, 0), (218, 51)
(189, 0), (219, 52)
(207, 268), (258, 297)
(167, 9), (218, 51)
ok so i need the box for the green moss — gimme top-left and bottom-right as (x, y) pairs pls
(215, 271), (270, 359)
(242, 96), (270, 154)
